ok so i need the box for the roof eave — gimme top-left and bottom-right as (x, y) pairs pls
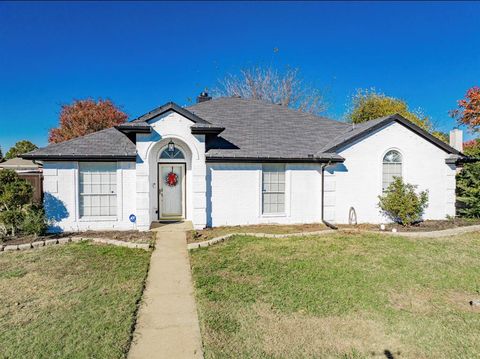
(21, 154), (137, 161)
(190, 126), (225, 135)
(446, 155), (479, 165)
(205, 155), (344, 163)
(115, 125), (151, 134)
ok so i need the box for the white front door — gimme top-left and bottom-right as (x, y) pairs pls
(158, 163), (185, 219)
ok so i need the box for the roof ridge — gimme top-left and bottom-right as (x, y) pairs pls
(187, 96), (347, 126)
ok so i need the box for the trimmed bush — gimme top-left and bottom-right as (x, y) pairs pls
(378, 177), (429, 226)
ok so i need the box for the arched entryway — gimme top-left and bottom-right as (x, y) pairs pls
(157, 142), (187, 220)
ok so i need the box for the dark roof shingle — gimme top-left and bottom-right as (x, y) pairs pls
(22, 128), (136, 160)
(186, 97), (349, 160)
(22, 98), (463, 162)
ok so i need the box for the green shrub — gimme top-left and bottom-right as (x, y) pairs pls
(378, 177), (429, 226)
(0, 169), (33, 236)
(456, 162), (480, 218)
(0, 209), (25, 237)
(456, 139), (480, 218)
(22, 206), (48, 237)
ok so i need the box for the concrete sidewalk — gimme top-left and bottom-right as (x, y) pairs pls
(128, 222), (203, 359)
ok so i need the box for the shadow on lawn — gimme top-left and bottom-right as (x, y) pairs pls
(370, 349), (400, 358)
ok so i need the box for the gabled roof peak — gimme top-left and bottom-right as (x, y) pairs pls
(321, 113), (463, 156)
(132, 101), (210, 124)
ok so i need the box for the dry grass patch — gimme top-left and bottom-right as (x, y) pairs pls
(245, 303), (413, 359)
(191, 231), (480, 358)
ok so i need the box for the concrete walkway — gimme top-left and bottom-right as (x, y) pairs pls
(128, 221), (203, 359)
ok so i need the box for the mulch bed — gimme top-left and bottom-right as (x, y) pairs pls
(338, 218), (480, 232)
(1, 230), (155, 245)
(187, 223), (329, 243)
(187, 219), (480, 243)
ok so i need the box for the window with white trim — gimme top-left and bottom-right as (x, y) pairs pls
(382, 150), (402, 191)
(262, 164), (285, 214)
(79, 163), (117, 217)
(160, 147), (185, 159)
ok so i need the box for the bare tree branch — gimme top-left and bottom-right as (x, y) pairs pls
(214, 66), (327, 115)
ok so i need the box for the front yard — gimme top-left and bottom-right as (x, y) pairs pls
(191, 231), (480, 358)
(0, 242), (151, 359)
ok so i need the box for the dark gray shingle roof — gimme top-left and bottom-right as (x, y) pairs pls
(186, 97), (349, 160)
(22, 98), (463, 162)
(22, 128), (136, 160)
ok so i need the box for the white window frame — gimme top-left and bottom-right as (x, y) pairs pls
(78, 162), (118, 219)
(382, 149), (403, 192)
(261, 164), (286, 215)
(159, 146), (186, 160)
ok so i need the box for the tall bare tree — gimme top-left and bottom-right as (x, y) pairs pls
(215, 66), (327, 115)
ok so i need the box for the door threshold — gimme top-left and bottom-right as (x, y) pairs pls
(157, 219), (184, 224)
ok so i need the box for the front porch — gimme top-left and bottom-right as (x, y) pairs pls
(133, 109), (209, 231)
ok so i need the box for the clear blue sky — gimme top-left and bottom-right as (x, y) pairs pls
(1, 1), (479, 152)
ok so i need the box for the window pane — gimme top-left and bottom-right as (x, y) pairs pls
(382, 153), (402, 191)
(262, 164), (286, 214)
(79, 163), (117, 217)
(383, 150), (402, 163)
(160, 147), (185, 159)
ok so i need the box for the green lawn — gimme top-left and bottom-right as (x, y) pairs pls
(0, 242), (151, 359)
(191, 232), (480, 358)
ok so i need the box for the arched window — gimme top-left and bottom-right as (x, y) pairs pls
(382, 150), (402, 191)
(160, 147), (185, 160)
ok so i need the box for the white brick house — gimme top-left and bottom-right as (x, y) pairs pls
(23, 95), (466, 231)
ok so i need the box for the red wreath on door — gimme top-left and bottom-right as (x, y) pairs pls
(166, 172), (178, 187)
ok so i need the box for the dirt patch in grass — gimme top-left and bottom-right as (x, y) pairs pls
(0, 242), (151, 358)
(389, 289), (436, 314)
(187, 223), (328, 243)
(338, 218), (480, 233)
(1, 230), (155, 245)
(246, 303), (410, 358)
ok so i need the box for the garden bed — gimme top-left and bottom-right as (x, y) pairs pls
(338, 218), (480, 232)
(1, 230), (155, 245)
(187, 223), (328, 243)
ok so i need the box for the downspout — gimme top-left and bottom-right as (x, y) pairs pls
(321, 162), (338, 230)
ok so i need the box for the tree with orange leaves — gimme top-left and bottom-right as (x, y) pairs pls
(49, 99), (128, 144)
(450, 86), (480, 132)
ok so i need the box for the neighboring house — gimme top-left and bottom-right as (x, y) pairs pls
(0, 157), (43, 203)
(23, 94), (466, 232)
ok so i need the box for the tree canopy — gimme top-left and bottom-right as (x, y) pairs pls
(215, 66), (327, 115)
(5, 140), (38, 160)
(450, 86), (480, 133)
(347, 89), (432, 131)
(456, 138), (480, 218)
(49, 98), (128, 144)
